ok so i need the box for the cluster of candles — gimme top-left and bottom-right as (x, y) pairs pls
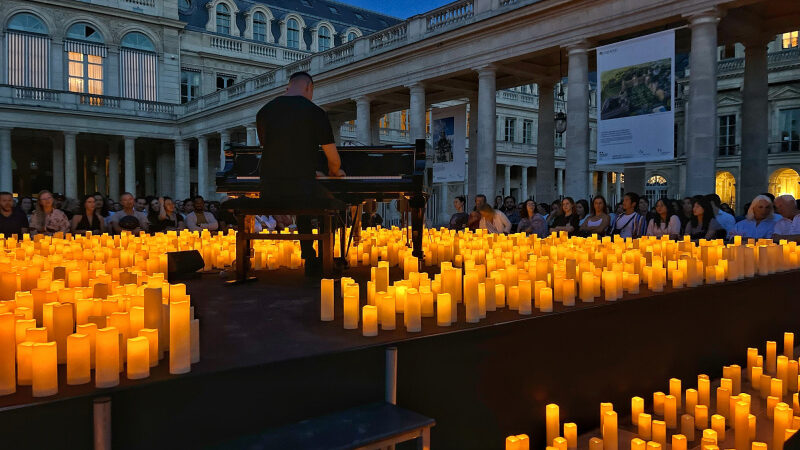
(0, 231), (201, 397)
(511, 333), (800, 450)
(319, 228), (800, 335)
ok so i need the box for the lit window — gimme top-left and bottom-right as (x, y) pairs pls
(216, 3), (230, 35)
(181, 69), (201, 103)
(253, 12), (267, 42)
(287, 19), (300, 49)
(783, 31), (799, 49)
(68, 51), (103, 96)
(318, 26), (331, 51)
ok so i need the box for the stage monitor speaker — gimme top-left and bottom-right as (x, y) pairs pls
(167, 250), (205, 283)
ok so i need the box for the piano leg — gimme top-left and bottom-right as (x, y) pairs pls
(321, 214), (333, 277)
(409, 194), (427, 270)
(228, 214), (257, 285)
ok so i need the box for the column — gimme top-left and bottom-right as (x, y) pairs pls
(408, 83), (426, 142)
(624, 166), (646, 197)
(0, 128), (10, 192)
(108, 143), (120, 201)
(476, 66), (497, 199)
(332, 123), (342, 146)
(51, 135), (64, 195)
(536, 80), (557, 203)
(174, 139), (189, 200)
(739, 37), (769, 209)
(144, 150), (155, 196)
(504, 165), (511, 196)
(467, 96), (479, 202)
(123, 136), (136, 195)
(370, 110), (382, 146)
(556, 168), (564, 197)
(614, 172), (622, 204)
(219, 130), (230, 170)
(64, 131), (78, 199)
(565, 43), (590, 200)
(246, 124), (258, 146)
(95, 157), (106, 195)
(685, 11), (719, 196)
(600, 171), (609, 199)
(521, 167), (528, 201)
(355, 96), (372, 145)
(197, 136), (208, 199)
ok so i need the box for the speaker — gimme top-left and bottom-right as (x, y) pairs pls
(167, 250), (205, 283)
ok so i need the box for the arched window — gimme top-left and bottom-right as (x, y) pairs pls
(65, 23), (106, 97)
(120, 32), (157, 101)
(253, 12), (267, 42)
(318, 26), (331, 51)
(287, 18), (300, 49)
(347, 32), (357, 42)
(769, 168), (800, 199)
(216, 3), (230, 35)
(715, 171), (737, 212)
(645, 175), (668, 205)
(6, 13), (50, 88)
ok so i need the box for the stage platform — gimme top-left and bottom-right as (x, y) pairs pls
(1, 267), (799, 449)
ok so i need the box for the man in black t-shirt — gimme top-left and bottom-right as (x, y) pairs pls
(0, 192), (29, 237)
(256, 71), (345, 274)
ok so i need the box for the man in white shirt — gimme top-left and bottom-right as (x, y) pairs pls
(774, 195), (800, 242)
(610, 192), (646, 238)
(477, 204), (511, 234)
(110, 192), (149, 234)
(185, 196), (219, 232)
(705, 194), (735, 232)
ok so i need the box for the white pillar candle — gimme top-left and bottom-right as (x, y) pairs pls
(66, 333), (91, 385)
(405, 289), (421, 332)
(96, 327), (120, 388)
(16, 341), (33, 386)
(138, 328), (159, 367)
(437, 293), (452, 327)
(420, 287), (434, 318)
(127, 336), (150, 380)
(485, 277), (497, 310)
(540, 287), (553, 312)
(343, 294), (359, 330)
(362, 305), (378, 337)
(169, 300), (191, 374)
(32, 341), (57, 397)
(0, 313), (15, 395)
(320, 278), (334, 321)
(380, 293), (395, 330)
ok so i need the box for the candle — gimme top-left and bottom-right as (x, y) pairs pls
(631, 396), (644, 426)
(563, 423), (577, 449)
(516, 434), (529, 450)
(581, 271), (594, 302)
(169, 300), (190, 374)
(664, 395), (677, 429)
(669, 378), (682, 409)
(711, 414), (725, 441)
(320, 278), (334, 321)
(31, 341), (57, 397)
(778, 356), (789, 396)
(405, 289), (421, 331)
(767, 340), (777, 375)
(437, 294), (451, 327)
(694, 405), (708, 429)
(651, 420), (666, 447)
(508, 286), (519, 311)
(653, 391), (665, 416)
(680, 414), (694, 441)
(772, 377), (784, 401)
(420, 287), (434, 317)
(553, 437), (566, 450)
(603, 410), (617, 450)
(143, 287), (162, 330)
(638, 413), (651, 440)
(775, 403), (792, 450)
(518, 280), (532, 315)
(749, 414), (757, 441)
(464, 273), (478, 321)
(562, 279), (575, 306)
(588, 438), (603, 450)
(395, 285), (406, 315)
(671, 434), (686, 450)
(716, 387), (730, 420)
(380, 293), (395, 330)
(761, 374), (773, 399)
(0, 313), (14, 395)
(630, 438), (645, 450)
(698, 374), (710, 406)
(734, 401), (748, 450)
(539, 287), (553, 313)
(600, 402), (613, 428)
(343, 294), (359, 330)
(785, 332), (794, 360)
(96, 327), (119, 388)
(505, 436), (519, 450)
(66, 333), (90, 385)
(751, 366), (763, 390)
(546, 403), (559, 445)
(362, 305), (378, 337)
(485, 278), (496, 310)
(127, 336), (150, 379)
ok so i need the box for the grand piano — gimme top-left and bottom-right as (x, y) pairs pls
(216, 139), (428, 280)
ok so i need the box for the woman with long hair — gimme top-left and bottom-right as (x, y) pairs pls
(580, 195), (611, 236)
(29, 190), (71, 235)
(546, 199), (563, 229)
(551, 197), (580, 235)
(517, 199), (548, 236)
(575, 199), (590, 226)
(71, 194), (106, 234)
(645, 198), (681, 238)
(150, 197), (185, 233)
(19, 196), (34, 220)
(683, 196), (723, 240)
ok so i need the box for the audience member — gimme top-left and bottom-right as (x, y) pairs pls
(477, 204), (511, 234)
(254, 215), (277, 233)
(150, 197), (184, 233)
(473, 194), (487, 212)
(185, 196), (219, 232)
(684, 196), (723, 240)
(773, 195), (800, 242)
(637, 197), (654, 223)
(71, 194), (106, 234)
(0, 192), (29, 236)
(704, 194), (735, 232)
(645, 198), (680, 238)
(575, 199), (590, 226)
(546, 200), (563, 229)
(19, 196), (34, 221)
(110, 192), (149, 234)
(448, 196), (469, 231)
(135, 196), (148, 214)
(361, 202), (383, 229)
(610, 192), (646, 238)
(30, 190), (71, 235)
(493, 195), (504, 210)
(502, 196), (520, 230)
(580, 195), (610, 237)
(517, 199), (548, 236)
(550, 197), (580, 236)
(181, 198), (194, 216)
(728, 195), (775, 240)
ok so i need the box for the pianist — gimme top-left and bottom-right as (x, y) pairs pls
(255, 71), (345, 275)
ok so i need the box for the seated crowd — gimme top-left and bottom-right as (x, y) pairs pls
(447, 191), (800, 242)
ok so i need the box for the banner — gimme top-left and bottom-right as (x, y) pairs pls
(596, 30), (675, 165)
(431, 105), (466, 183)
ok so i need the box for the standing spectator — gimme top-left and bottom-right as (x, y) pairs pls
(774, 195), (800, 242)
(493, 195), (504, 210)
(502, 196), (520, 231)
(551, 197), (580, 236)
(478, 204), (511, 234)
(610, 192), (646, 238)
(546, 200), (563, 229)
(185, 196), (219, 232)
(135, 197), (148, 214)
(580, 195), (611, 237)
(684, 196), (723, 240)
(110, 192), (149, 234)
(448, 196), (469, 231)
(704, 194), (735, 232)
(0, 192), (29, 236)
(150, 197), (184, 233)
(575, 199), (590, 226)
(19, 196), (34, 221)
(517, 199), (547, 236)
(728, 195), (776, 240)
(645, 198), (680, 238)
(30, 190), (70, 235)
(71, 194), (106, 234)
(473, 194), (487, 212)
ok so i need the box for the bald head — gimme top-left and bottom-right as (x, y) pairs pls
(286, 71), (314, 100)
(775, 194), (799, 219)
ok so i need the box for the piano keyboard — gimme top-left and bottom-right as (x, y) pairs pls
(316, 175), (403, 180)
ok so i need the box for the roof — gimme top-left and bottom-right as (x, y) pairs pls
(180, 0), (401, 37)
